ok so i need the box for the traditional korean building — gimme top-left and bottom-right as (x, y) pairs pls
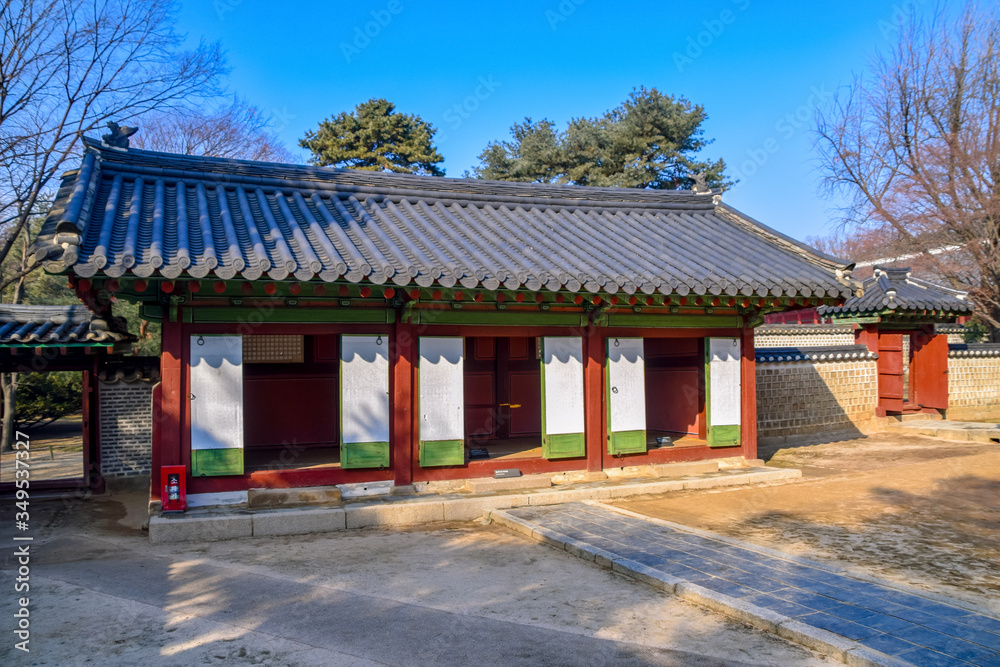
(0, 304), (133, 492)
(819, 266), (973, 416)
(30, 136), (860, 506)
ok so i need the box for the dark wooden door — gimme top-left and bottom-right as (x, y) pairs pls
(911, 332), (949, 409)
(463, 337), (541, 440)
(505, 337), (541, 436)
(878, 332), (905, 413)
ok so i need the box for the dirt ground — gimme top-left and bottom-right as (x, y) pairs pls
(0, 414), (84, 483)
(0, 479), (829, 666)
(615, 433), (1000, 614)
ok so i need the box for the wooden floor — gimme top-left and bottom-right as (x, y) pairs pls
(245, 445), (341, 472)
(242, 430), (707, 472)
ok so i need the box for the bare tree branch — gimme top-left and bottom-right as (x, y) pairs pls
(0, 0), (228, 293)
(816, 2), (1000, 336)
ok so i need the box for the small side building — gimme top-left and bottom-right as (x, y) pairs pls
(30, 137), (859, 507)
(819, 266), (974, 416)
(0, 304), (133, 492)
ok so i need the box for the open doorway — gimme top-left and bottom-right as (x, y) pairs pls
(643, 338), (705, 448)
(1, 370), (85, 482)
(242, 335), (340, 471)
(464, 337), (542, 461)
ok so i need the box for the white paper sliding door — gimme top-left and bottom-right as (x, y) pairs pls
(190, 335), (244, 476)
(340, 334), (390, 468)
(541, 337), (586, 459)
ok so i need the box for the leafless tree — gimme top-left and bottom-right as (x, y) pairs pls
(0, 0), (225, 451)
(0, 0), (227, 293)
(131, 96), (296, 162)
(816, 3), (1000, 339)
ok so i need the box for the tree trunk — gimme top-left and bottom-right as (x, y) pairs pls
(1, 227), (30, 451)
(1, 373), (18, 453)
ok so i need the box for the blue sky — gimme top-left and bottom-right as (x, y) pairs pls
(174, 0), (926, 243)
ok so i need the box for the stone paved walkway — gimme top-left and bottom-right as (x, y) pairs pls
(498, 503), (1000, 667)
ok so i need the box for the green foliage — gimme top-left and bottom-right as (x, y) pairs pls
(300, 98), (445, 176)
(962, 318), (989, 343)
(114, 299), (161, 355)
(15, 371), (83, 430)
(473, 87), (732, 190)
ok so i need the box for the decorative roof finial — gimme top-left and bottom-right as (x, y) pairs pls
(102, 121), (138, 149)
(691, 172), (711, 194)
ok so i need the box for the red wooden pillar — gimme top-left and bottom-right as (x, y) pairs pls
(150, 383), (163, 503)
(740, 326), (758, 461)
(392, 320), (415, 486)
(855, 323), (879, 354)
(79, 357), (104, 493)
(697, 338), (708, 440)
(159, 313), (184, 470)
(583, 325), (605, 473)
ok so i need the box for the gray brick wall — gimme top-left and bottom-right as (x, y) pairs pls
(99, 380), (154, 478)
(756, 359), (878, 440)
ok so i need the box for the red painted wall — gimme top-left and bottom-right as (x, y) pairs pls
(644, 337), (702, 435)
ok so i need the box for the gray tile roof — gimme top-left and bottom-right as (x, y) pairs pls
(0, 304), (132, 347)
(30, 137), (858, 299)
(754, 323), (854, 336)
(949, 343), (1000, 358)
(818, 267), (972, 318)
(755, 345), (878, 363)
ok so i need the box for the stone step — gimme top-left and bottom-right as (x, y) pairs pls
(892, 411), (944, 422)
(150, 466), (802, 543)
(889, 419), (1000, 443)
(247, 485), (343, 509)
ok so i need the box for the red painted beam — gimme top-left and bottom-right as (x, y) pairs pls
(741, 326), (758, 461)
(584, 326), (605, 473)
(159, 314), (183, 473)
(392, 321), (415, 486)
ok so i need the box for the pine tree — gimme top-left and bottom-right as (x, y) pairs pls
(473, 87), (731, 190)
(301, 99), (445, 176)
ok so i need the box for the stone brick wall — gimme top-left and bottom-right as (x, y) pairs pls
(947, 355), (1000, 420)
(756, 359), (878, 442)
(99, 380), (154, 478)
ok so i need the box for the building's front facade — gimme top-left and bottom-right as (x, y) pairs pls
(31, 137), (859, 506)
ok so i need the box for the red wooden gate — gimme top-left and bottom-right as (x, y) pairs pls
(910, 333), (949, 410)
(877, 332), (905, 413)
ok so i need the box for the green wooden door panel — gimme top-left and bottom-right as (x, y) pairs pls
(609, 429), (647, 455)
(542, 432), (586, 459)
(191, 448), (244, 477)
(419, 439), (465, 467)
(707, 424), (741, 448)
(340, 441), (390, 469)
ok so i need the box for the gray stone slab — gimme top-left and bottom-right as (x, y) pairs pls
(149, 514), (252, 544)
(252, 508), (346, 537)
(345, 501), (445, 529)
(466, 474), (552, 493)
(498, 502), (1000, 666)
(441, 494), (529, 521)
(248, 485), (343, 509)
